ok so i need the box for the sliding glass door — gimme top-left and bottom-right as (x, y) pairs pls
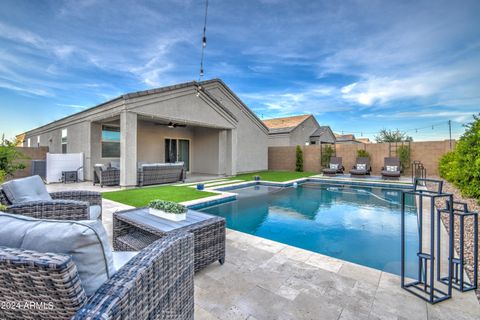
(165, 138), (190, 171)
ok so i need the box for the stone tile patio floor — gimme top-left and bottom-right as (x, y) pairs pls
(47, 183), (480, 320)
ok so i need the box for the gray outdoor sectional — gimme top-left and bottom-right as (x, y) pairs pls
(93, 161), (186, 187)
(0, 175), (102, 220)
(0, 215), (194, 319)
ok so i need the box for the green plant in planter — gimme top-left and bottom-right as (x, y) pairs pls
(357, 149), (370, 158)
(148, 200), (187, 214)
(397, 145), (410, 173)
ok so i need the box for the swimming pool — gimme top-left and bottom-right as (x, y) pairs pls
(199, 182), (419, 276)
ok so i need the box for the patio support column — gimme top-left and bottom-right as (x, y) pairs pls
(120, 110), (137, 187)
(226, 128), (237, 176)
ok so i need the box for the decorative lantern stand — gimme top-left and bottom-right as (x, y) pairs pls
(401, 178), (454, 304)
(437, 200), (478, 292)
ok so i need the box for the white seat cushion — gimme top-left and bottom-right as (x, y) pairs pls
(89, 205), (102, 220)
(0, 213), (114, 297)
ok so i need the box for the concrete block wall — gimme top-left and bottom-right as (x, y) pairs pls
(268, 140), (455, 176)
(9, 147), (49, 179)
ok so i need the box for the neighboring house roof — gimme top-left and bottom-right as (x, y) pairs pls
(262, 115), (312, 134)
(310, 126), (330, 137)
(356, 138), (371, 144)
(335, 134), (356, 142)
(22, 79), (268, 136)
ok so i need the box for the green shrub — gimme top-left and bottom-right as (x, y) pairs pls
(0, 169), (5, 183)
(148, 200), (187, 214)
(321, 145), (335, 168)
(295, 145), (304, 172)
(357, 149), (370, 158)
(439, 114), (480, 201)
(397, 145), (411, 172)
(0, 138), (28, 178)
(0, 204), (7, 212)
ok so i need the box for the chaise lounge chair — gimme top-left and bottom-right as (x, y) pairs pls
(0, 175), (102, 220)
(349, 157), (371, 177)
(322, 157), (345, 176)
(381, 157), (401, 180)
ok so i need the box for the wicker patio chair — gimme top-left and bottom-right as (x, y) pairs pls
(93, 164), (120, 187)
(322, 157), (345, 176)
(1, 176), (102, 220)
(381, 157), (401, 180)
(349, 157), (372, 176)
(0, 232), (194, 320)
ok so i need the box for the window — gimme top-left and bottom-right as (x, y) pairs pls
(61, 129), (68, 153)
(27, 138), (31, 147)
(37, 136), (40, 146)
(102, 125), (120, 158)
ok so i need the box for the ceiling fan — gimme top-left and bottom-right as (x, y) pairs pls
(156, 121), (187, 128)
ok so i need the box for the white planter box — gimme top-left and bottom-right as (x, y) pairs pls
(149, 208), (186, 221)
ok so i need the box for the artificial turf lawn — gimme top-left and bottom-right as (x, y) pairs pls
(229, 171), (316, 182)
(102, 185), (216, 207)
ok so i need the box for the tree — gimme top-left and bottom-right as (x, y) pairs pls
(0, 137), (27, 179)
(295, 145), (304, 172)
(375, 129), (413, 142)
(439, 114), (480, 201)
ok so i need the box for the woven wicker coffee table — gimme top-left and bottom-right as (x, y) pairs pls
(113, 207), (225, 272)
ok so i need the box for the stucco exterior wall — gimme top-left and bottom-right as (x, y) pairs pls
(201, 84), (268, 173)
(289, 117), (319, 146)
(267, 134), (290, 147)
(192, 127), (221, 174)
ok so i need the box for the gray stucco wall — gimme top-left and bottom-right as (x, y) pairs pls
(289, 117), (319, 146)
(192, 127), (221, 174)
(267, 134), (290, 147)
(201, 85), (269, 173)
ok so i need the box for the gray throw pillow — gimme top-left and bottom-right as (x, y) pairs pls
(1, 175), (52, 204)
(329, 163), (339, 170)
(0, 213), (115, 297)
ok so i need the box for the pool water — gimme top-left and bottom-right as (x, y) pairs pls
(199, 183), (419, 276)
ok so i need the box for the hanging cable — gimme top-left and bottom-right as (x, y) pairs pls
(198, 0), (209, 82)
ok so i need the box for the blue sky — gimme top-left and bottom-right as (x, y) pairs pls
(0, 0), (479, 141)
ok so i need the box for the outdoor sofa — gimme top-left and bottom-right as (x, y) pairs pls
(0, 175), (102, 220)
(93, 161), (186, 187)
(349, 157), (372, 177)
(322, 156), (345, 176)
(0, 211), (194, 319)
(381, 157), (402, 180)
(137, 162), (186, 187)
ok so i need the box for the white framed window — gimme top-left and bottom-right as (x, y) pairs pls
(61, 129), (68, 153)
(27, 138), (31, 147)
(101, 125), (120, 158)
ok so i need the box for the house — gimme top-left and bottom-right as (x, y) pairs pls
(20, 79), (269, 187)
(263, 114), (335, 146)
(335, 134), (370, 144)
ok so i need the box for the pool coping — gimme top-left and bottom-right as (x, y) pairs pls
(182, 177), (414, 210)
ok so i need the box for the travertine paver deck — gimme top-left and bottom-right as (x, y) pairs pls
(46, 183), (480, 320)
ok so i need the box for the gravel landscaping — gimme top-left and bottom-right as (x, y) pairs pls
(428, 179), (479, 300)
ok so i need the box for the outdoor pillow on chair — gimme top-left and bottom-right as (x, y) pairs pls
(0, 213), (116, 296)
(1, 175), (52, 204)
(386, 165), (398, 172)
(329, 163), (339, 170)
(356, 164), (367, 170)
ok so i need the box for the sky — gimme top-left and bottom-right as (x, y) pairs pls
(0, 0), (479, 141)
